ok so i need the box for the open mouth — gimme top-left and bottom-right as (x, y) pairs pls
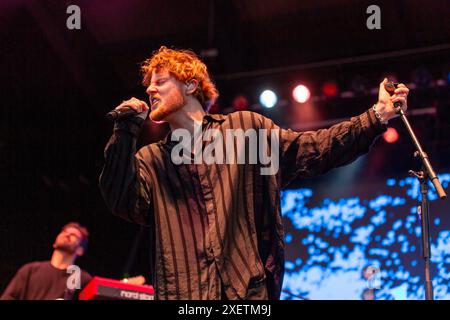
(151, 97), (160, 109)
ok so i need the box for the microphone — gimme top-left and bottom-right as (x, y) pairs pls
(384, 82), (402, 108)
(106, 108), (140, 121)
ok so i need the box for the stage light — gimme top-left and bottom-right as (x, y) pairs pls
(259, 90), (278, 108)
(321, 81), (339, 97)
(383, 127), (399, 143)
(292, 84), (310, 103)
(232, 95), (249, 111)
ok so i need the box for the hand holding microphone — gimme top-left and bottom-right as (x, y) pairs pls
(374, 78), (410, 123)
(384, 81), (409, 110)
(106, 97), (149, 121)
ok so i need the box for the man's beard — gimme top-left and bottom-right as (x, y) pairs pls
(150, 91), (186, 122)
(53, 242), (77, 254)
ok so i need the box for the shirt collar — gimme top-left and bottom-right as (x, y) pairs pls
(203, 113), (226, 123)
(161, 113), (226, 146)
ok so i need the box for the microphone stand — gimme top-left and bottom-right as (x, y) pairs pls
(393, 105), (446, 300)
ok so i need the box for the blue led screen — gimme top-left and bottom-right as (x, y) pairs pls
(280, 169), (450, 300)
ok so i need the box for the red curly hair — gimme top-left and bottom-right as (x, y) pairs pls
(141, 46), (219, 111)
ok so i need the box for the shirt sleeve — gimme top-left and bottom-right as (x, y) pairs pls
(0, 264), (31, 300)
(98, 117), (154, 225)
(259, 108), (387, 188)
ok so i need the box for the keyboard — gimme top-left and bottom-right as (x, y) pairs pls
(79, 276), (154, 300)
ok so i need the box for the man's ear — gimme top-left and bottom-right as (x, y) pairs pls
(185, 79), (198, 95)
(75, 246), (85, 257)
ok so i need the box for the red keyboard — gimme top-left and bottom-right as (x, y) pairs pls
(79, 276), (155, 300)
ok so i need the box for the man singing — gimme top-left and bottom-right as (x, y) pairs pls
(99, 46), (409, 300)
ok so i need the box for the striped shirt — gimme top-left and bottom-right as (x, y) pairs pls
(99, 108), (386, 300)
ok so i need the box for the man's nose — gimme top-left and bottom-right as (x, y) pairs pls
(146, 85), (157, 95)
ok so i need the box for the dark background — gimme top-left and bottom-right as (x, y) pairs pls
(1, 0), (449, 294)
